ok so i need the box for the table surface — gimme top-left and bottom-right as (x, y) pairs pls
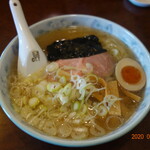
(0, 0), (150, 149)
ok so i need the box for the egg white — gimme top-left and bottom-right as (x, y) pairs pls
(115, 58), (146, 91)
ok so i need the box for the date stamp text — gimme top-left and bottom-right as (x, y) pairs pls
(131, 134), (150, 140)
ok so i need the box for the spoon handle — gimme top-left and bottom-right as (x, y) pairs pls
(9, 0), (32, 38)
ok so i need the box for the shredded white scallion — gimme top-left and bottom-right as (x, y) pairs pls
(96, 95), (122, 111)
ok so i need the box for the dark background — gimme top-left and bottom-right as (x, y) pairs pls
(0, 0), (150, 150)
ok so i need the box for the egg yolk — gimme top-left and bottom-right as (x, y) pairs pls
(121, 66), (141, 84)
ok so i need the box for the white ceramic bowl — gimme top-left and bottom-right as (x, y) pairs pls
(0, 14), (150, 147)
(128, 0), (150, 7)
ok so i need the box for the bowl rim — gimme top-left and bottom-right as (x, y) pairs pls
(0, 14), (150, 147)
(128, 0), (150, 7)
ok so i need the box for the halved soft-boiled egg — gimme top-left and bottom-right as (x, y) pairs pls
(115, 58), (146, 91)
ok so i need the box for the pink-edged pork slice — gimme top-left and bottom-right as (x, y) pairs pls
(57, 52), (115, 78)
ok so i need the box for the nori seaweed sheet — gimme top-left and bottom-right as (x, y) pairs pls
(46, 35), (107, 61)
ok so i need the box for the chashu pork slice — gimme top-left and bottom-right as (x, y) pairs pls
(57, 52), (115, 78)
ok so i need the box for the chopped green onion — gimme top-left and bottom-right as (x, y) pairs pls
(59, 76), (66, 84)
(81, 104), (87, 114)
(63, 83), (72, 96)
(47, 82), (62, 93)
(46, 62), (59, 73)
(73, 101), (80, 111)
(111, 49), (119, 57)
(29, 97), (40, 108)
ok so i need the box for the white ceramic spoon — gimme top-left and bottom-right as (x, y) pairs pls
(9, 0), (47, 77)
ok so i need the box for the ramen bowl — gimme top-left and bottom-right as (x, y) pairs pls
(0, 14), (150, 147)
